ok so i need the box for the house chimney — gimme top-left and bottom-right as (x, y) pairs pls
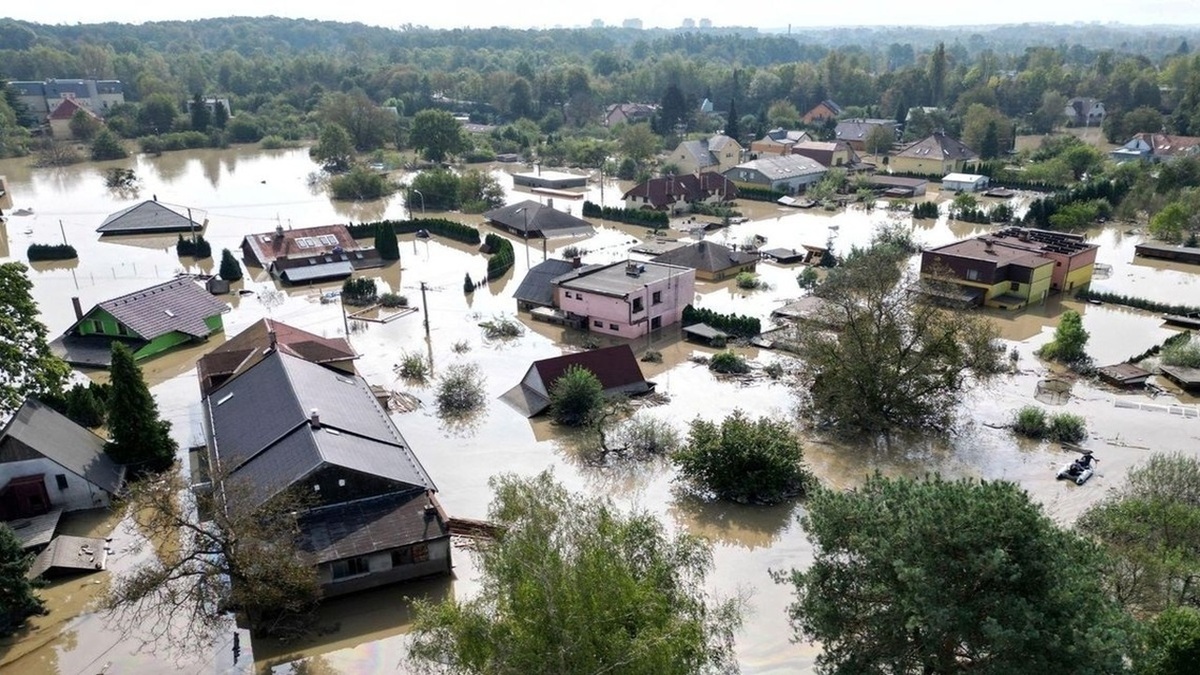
(572, 256), (582, 268)
(71, 296), (83, 321)
(309, 408), (320, 429)
(275, 223), (285, 239)
(268, 330), (278, 350)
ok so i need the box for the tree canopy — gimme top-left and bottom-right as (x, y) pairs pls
(411, 109), (468, 162)
(780, 474), (1133, 674)
(407, 472), (742, 674)
(548, 365), (604, 427)
(105, 342), (176, 472)
(0, 523), (44, 637)
(0, 262), (69, 418)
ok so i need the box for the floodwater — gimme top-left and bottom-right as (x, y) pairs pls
(1, 146), (1198, 674)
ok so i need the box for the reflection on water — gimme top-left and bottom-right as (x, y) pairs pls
(2, 148), (1199, 674)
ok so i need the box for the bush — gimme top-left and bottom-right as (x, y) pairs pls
(1047, 413), (1088, 444)
(436, 363), (486, 417)
(912, 201), (940, 219)
(549, 365), (605, 427)
(480, 316), (524, 339)
(581, 201), (669, 227)
(1135, 607), (1200, 675)
(597, 414), (681, 461)
(1161, 335), (1200, 368)
(682, 305), (761, 338)
(346, 218), (481, 245)
(341, 277), (378, 306)
(27, 243), (77, 261)
(734, 272), (762, 289)
(709, 350), (750, 374)
(330, 166), (395, 201)
(1037, 310), (1089, 365)
(463, 272), (475, 294)
(218, 248), (242, 281)
(379, 292), (407, 308)
(139, 131), (211, 153)
(374, 222), (400, 261)
(732, 184), (787, 202)
(797, 267), (820, 291)
(1012, 405), (1048, 438)
(260, 135), (294, 149)
(176, 234), (212, 259)
(484, 233), (515, 280)
(90, 129), (128, 160)
(397, 352), (429, 383)
(672, 410), (812, 504)
(65, 382), (106, 428)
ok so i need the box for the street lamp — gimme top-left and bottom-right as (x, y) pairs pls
(515, 207), (531, 268)
(408, 189), (425, 220)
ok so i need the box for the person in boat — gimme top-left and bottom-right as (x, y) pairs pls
(1073, 452), (1097, 472)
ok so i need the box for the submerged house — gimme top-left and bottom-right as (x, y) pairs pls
(552, 260), (696, 338)
(668, 135), (743, 175)
(890, 132), (977, 175)
(96, 200), (204, 236)
(240, 224), (384, 284)
(203, 350), (449, 597)
(484, 200), (595, 239)
(621, 173), (738, 213)
(196, 318), (357, 396)
(513, 259), (581, 312)
(0, 398), (125, 520)
(725, 155), (827, 194)
(53, 278), (229, 367)
(501, 345), (653, 417)
(650, 240), (758, 281)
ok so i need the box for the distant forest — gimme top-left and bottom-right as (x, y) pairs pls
(2, 17), (1200, 164)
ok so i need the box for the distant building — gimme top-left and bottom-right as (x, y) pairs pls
(604, 103), (657, 127)
(553, 260), (696, 338)
(834, 119), (898, 152)
(890, 132), (977, 175)
(941, 173), (990, 192)
(750, 128), (813, 156)
(511, 169), (588, 189)
(484, 199), (594, 239)
(240, 224), (384, 284)
(621, 172), (737, 213)
(725, 155), (827, 194)
(8, 79), (125, 119)
(1064, 98), (1105, 127)
(47, 99), (100, 139)
(650, 240), (758, 282)
(802, 100), (843, 125)
(1110, 133), (1200, 163)
(791, 140), (862, 169)
(668, 135), (743, 175)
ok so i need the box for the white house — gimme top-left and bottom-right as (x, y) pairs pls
(942, 173), (990, 192)
(724, 155), (827, 194)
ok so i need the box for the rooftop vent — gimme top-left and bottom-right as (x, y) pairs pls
(625, 262), (646, 277)
(309, 408), (320, 429)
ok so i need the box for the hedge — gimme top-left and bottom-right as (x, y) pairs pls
(731, 184), (787, 203)
(1075, 289), (1200, 317)
(485, 233), (515, 280)
(1126, 330), (1193, 364)
(27, 243), (78, 261)
(176, 234), (212, 258)
(1022, 177), (1131, 230)
(582, 201), (668, 227)
(347, 218), (481, 245)
(682, 305), (761, 338)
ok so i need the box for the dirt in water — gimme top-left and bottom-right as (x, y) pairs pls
(2, 148), (1199, 674)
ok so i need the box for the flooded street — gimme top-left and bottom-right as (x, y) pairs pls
(1, 147), (1198, 674)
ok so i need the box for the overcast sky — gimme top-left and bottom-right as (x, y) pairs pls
(4, 2), (1200, 30)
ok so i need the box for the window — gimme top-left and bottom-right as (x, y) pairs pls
(117, 324), (130, 336)
(965, 269), (980, 281)
(331, 556), (370, 580)
(609, 323), (619, 330)
(1010, 282), (1020, 292)
(593, 320), (603, 327)
(652, 291), (663, 305)
(91, 320), (104, 333)
(391, 543), (431, 567)
(56, 474), (68, 490)
(632, 297), (644, 313)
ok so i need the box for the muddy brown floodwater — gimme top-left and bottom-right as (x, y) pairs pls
(1, 147), (1198, 674)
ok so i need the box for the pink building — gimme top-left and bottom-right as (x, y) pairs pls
(554, 261), (696, 338)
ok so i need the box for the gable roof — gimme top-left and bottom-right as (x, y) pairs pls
(241, 224), (362, 266)
(895, 132), (977, 162)
(96, 200), (202, 234)
(0, 398), (124, 495)
(513, 259), (578, 307)
(805, 100), (843, 118)
(501, 345), (652, 417)
(675, 139), (718, 168)
(48, 98), (96, 121)
(1124, 133), (1200, 157)
(730, 155), (827, 180)
(196, 318), (357, 395)
(483, 200), (594, 237)
(206, 351), (434, 506)
(79, 278), (228, 341)
(835, 118), (896, 142)
(621, 172), (738, 209)
(299, 490), (447, 564)
(650, 240), (758, 273)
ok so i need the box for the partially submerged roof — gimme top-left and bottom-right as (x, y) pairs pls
(513, 259), (578, 307)
(1, 398), (124, 495)
(242, 224), (362, 265)
(278, 260), (355, 283)
(299, 490), (447, 564)
(96, 200), (202, 235)
(924, 237), (1054, 270)
(501, 345), (652, 417)
(483, 200), (595, 237)
(197, 318), (357, 395)
(773, 296), (832, 322)
(79, 278), (228, 341)
(943, 173), (986, 183)
(207, 351), (434, 506)
(682, 322), (728, 340)
(650, 240), (757, 273)
(621, 173), (737, 209)
(27, 535), (108, 579)
(730, 155), (827, 180)
(555, 260), (693, 298)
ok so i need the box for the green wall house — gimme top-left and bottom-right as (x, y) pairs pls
(52, 278), (229, 367)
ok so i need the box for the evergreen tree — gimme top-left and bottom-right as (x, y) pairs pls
(65, 383), (105, 428)
(374, 223), (400, 261)
(657, 83), (688, 135)
(980, 120), (1001, 159)
(463, 272), (475, 294)
(0, 525), (44, 637)
(724, 98), (740, 140)
(190, 93), (210, 132)
(212, 99), (228, 130)
(0, 262), (70, 416)
(218, 248), (243, 281)
(928, 42), (947, 106)
(106, 343), (176, 473)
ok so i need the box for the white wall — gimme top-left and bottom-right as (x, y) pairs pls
(0, 458), (112, 512)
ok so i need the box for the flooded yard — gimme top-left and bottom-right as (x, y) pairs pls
(1, 147), (1198, 674)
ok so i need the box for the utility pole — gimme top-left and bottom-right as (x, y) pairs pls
(341, 295), (350, 337)
(420, 281), (430, 338)
(58, 220), (68, 246)
(187, 207), (197, 243)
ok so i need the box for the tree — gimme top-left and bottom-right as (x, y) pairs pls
(103, 470), (319, 648)
(979, 120), (1000, 159)
(411, 109), (468, 163)
(137, 93), (179, 135)
(863, 124), (894, 156)
(64, 382), (106, 428)
(657, 83), (688, 134)
(618, 122), (660, 163)
(407, 471), (741, 674)
(961, 103), (1010, 158)
(69, 108), (101, 141)
(0, 262), (69, 417)
(766, 99), (801, 129)
(0, 524), (44, 637)
(1150, 201), (1197, 244)
(189, 93), (210, 132)
(212, 99), (228, 130)
(928, 41), (947, 106)
(672, 410), (812, 505)
(311, 123), (354, 172)
(1137, 607), (1200, 675)
(507, 77), (534, 119)
(1078, 453), (1200, 616)
(106, 343), (176, 473)
(780, 474), (1133, 674)
(373, 223), (399, 261)
(318, 90), (394, 151)
(1062, 144), (1104, 180)
(548, 365), (604, 427)
(1033, 90), (1069, 133)
(456, 169), (505, 212)
(795, 247), (1002, 435)
(1038, 309), (1089, 364)
(218, 248), (242, 281)
(90, 129), (128, 160)
(724, 98), (740, 140)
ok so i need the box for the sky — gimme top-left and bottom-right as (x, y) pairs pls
(5, 1), (1200, 30)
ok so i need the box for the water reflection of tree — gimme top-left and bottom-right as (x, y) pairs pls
(668, 493), (799, 551)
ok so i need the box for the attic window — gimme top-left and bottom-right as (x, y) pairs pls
(216, 393), (234, 405)
(326, 428), (341, 435)
(164, 309), (176, 317)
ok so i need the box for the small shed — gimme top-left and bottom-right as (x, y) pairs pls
(682, 322), (729, 345)
(761, 248), (807, 264)
(512, 170), (587, 189)
(26, 535), (108, 579)
(942, 173), (989, 192)
(1161, 365), (1200, 391)
(1097, 363), (1151, 387)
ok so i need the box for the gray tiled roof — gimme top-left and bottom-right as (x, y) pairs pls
(483, 200), (594, 237)
(92, 278), (228, 340)
(207, 352), (434, 506)
(513, 259), (577, 306)
(299, 490), (448, 563)
(650, 241), (757, 273)
(731, 155), (827, 180)
(1, 398), (125, 495)
(97, 200), (201, 234)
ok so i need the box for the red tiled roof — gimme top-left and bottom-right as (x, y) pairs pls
(49, 98), (97, 121)
(196, 318), (356, 395)
(241, 224), (361, 266)
(622, 172), (738, 209)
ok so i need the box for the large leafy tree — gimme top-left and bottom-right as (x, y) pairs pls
(407, 472), (742, 674)
(318, 90), (394, 151)
(548, 364), (603, 427)
(795, 246), (1001, 435)
(411, 109), (468, 163)
(0, 524), (44, 637)
(106, 343), (176, 472)
(311, 123), (354, 172)
(780, 474), (1133, 674)
(0, 262), (69, 418)
(137, 93), (179, 135)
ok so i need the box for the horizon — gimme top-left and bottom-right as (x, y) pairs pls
(5, 1), (1200, 32)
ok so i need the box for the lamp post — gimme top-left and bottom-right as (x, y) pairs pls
(408, 189), (425, 220)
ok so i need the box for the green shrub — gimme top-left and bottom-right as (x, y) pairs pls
(480, 316), (523, 339)
(1012, 405), (1048, 438)
(682, 305), (761, 338)
(464, 272), (475, 294)
(27, 243), (77, 261)
(341, 277), (378, 306)
(1037, 310), (1089, 365)
(346, 218), (481, 245)
(435, 363), (486, 417)
(912, 201), (940, 219)
(176, 234), (212, 259)
(330, 166), (395, 201)
(709, 350), (750, 374)
(260, 135), (291, 149)
(735, 272), (761, 289)
(581, 201), (669, 227)
(731, 183), (787, 202)
(484, 233), (515, 280)
(379, 292), (407, 308)
(397, 352), (429, 383)
(1046, 413), (1088, 444)
(1161, 335), (1200, 368)
(797, 267), (820, 290)
(218, 248), (242, 281)
(549, 365), (605, 427)
(672, 410), (812, 504)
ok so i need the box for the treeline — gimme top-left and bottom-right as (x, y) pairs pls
(582, 201), (668, 227)
(1075, 289), (1200, 317)
(347, 218), (481, 245)
(1022, 178), (1131, 231)
(682, 305), (761, 338)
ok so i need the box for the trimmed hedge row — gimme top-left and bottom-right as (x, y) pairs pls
(1076, 289), (1200, 317)
(176, 234), (212, 258)
(1126, 330), (1193, 364)
(1023, 178), (1131, 230)
(731, 184), (787, 203)
(27, 243), (78, 261)
(582, 201), (669, 227)
(347, 218), (481, 245)
(682, 305), (761, 338)
(485, 233), (515, 280)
